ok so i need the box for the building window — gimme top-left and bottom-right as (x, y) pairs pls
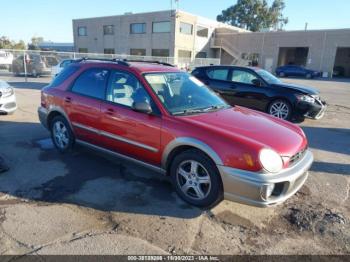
(78, 27), (87, 36)
(197, 26), (209, 38)
(130, 49), (146, 56)
(179, 22), (193, 35)
(130, 23), (146, 34)
(152, 21), (171, 33)
(104, 49), (115, 54)
(152, 49), (170, 57)
(78, 48), (88, 53)
(195, 52), (207, 58)
(103, 25), (114, 35)
(178, 50), (192, 58)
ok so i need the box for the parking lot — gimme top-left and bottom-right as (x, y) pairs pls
(0, 71), (349, 255)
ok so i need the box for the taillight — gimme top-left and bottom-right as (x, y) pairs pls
(41, 91), (47, 108)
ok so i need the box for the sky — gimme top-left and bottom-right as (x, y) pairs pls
(1, 0), (349, 43)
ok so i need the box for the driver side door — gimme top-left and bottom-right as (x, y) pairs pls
(100, 69), (162, 166)
(229, 69), (270, 111)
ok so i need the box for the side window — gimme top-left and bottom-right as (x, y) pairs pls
(71, 68), (109, 99)
(50, 65), (80, 88)
(231, 70), (258, 85)
(207, 69), (229, 81)
(106, 70), (151, 108)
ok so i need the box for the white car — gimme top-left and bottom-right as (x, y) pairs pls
(0, 51), (14, 70)
(0, 80), (17, 114)
(51, 59), (74, 78)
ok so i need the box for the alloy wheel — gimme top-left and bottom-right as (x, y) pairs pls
(52, 121), (69, 149)
(269, 101), (290, 120)
(176, 160), (211, 200)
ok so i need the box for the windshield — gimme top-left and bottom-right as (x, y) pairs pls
(144, 72), (229, 115)
(256, 69), (282, 85)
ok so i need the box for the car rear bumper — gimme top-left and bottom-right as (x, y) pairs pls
(38, 106), (49, 129)
(0, 94), (17, 114)
(218, 150), (313, 207)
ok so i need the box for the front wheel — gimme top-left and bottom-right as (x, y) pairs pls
(279, 72), (286, 77)
(170, 149), (223, 208)
(50, 115), (74, 153)
(268, 99), (292, 120)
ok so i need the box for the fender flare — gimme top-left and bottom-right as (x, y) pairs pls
(161, 137), (223, 170)
(46, 106), (73, 131)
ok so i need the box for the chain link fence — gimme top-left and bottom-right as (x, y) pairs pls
(0, 49), (220, 81)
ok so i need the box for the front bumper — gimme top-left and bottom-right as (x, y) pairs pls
(218, 150), (313, 207)
(0, 94), (17, 114)
(295, 98), (327, 120)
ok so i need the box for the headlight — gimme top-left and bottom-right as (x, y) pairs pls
(259, 148), (283, 173)
(297, 95), (315, 103)
(1, 87), (14, 98)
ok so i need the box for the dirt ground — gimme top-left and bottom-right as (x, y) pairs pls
(0, 73), (349, 255)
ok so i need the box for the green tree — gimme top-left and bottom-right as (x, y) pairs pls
(217, 0), (288, 32)
(0, 36), (26, 50)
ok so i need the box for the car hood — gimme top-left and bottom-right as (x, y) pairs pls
(272, 82), (319, 95)
(180, 107), (307, 157)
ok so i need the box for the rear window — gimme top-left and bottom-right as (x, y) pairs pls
(49, 65), (80, 88)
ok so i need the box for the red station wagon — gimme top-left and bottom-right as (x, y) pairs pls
(38, 59), (314, 208)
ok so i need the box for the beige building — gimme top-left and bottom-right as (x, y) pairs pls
(72, 10), (246, 64)
(73, 10), (350, 76)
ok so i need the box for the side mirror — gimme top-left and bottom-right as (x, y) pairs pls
(252, 79), (263, 87)
(132, 101), (153, 114)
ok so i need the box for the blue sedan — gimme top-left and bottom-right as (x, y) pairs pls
(276, 65), (320, 79)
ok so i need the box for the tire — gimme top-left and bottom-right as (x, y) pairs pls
(170, 149), (223, 208)
(50, 115), (75, 153)
(306, 73), (312, 79)
(268, 99), (292, 120)
(279, 72), (286, 77)
(32, 69), (38, 78)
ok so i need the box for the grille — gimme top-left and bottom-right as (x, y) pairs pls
(289, 147), (307, 166)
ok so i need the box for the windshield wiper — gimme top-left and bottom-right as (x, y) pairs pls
(172, 109), (206, 116)
(172, 105), (228, 116)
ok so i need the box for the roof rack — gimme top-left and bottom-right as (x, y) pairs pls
(73, 58), (175, 67)
(74, 57), (130, 66)
(123, 59), (175, 67)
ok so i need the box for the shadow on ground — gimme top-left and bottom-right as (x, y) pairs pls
(311, 161), (350, 176)
(302, 126), (350, 156)
(0, 121), (201, 219)
(9, 81), (48, 90)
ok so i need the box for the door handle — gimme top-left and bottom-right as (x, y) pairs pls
(64, 97), (72, 103)
(105, 108), (114, 115)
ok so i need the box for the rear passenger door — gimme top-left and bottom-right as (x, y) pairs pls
(65, 68), (109, 145)
(229, 69), (270, 110)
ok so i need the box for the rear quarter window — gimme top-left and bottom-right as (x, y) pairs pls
(49, 65), (80, 88)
